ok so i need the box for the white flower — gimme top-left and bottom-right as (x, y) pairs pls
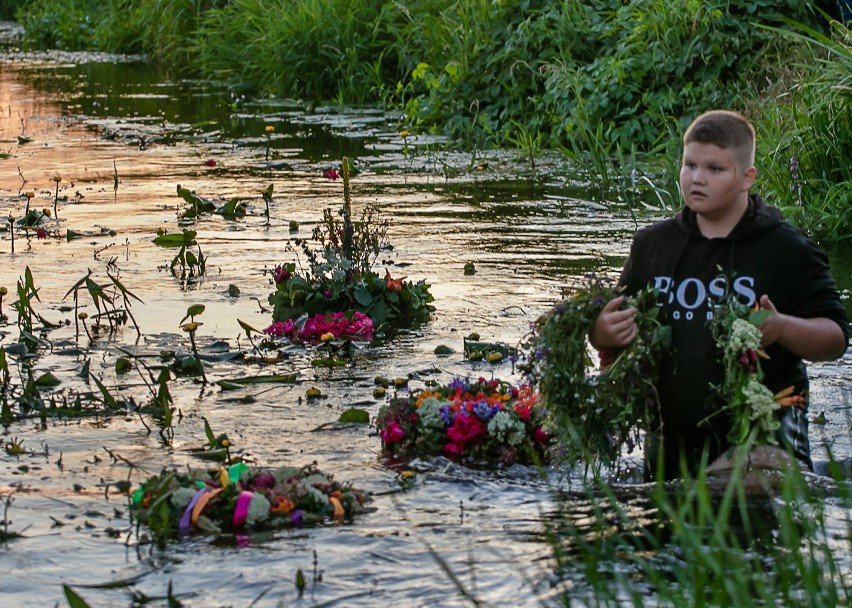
(245, 493), (271, 526)
(742, 378), (780, 441)
(487, 410), (526, 446)
(418, 396), (448, 429)
(727, 318), (762, 354)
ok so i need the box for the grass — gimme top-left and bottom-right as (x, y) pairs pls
(549, 451), (851, 607)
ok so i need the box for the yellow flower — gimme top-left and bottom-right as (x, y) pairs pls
(265, 125), (275, 133)
(0, 287), (7, 296)
(373, 387), (386, 399)
(306, 387), (322, 399)
(78, 312), (88, 320)
(182, 322), (198, 332)
(400, 470), (415, 479)
(320, 332), (335, 342)
(486, 352), (503, 363)
(399, 130), (409, 138)
(42, 208), (51, 217)
(24, 192), (34, 199)
(52, 176), (62, 183)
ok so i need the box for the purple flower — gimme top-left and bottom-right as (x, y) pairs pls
(447, 377), (467, 392)
(472, 400), (494, 420)
(439, 405), (454, 426)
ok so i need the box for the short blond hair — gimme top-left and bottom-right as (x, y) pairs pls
(683, 110), (756, 170)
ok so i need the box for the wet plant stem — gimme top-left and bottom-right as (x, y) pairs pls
(7, 215), (13, 254)
(188, 328), (206, 383)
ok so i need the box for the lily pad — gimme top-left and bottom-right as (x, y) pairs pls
(338, 409), (369, 423)
(153, 230), (197, 247)
(215, 374), (298, 388)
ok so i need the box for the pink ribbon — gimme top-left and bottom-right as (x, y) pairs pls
(232, 491), (254, 530)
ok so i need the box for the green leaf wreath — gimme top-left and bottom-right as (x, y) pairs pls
(519, 275), (670, 473)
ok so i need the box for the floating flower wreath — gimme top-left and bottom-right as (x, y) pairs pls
(376, 377), (552, 467)
(708, 297), (805, 447)
(131, 463), (371, 541)
(518, 275), (670, 472)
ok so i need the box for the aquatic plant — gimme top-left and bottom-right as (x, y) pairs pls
(179, 304), (207, 382)
(64, 269), (143, 339)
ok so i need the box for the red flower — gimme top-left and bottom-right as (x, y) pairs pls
(323, 169), (339, 180)
(380, 420), (406, 443)
(203, 159), (217, 167)
(598, 349), (615, 369)
(514, 406), (532, 422)
(36, 229), (47, 239)
(533, 426), (551, 444)
(739, 349), (758, 374)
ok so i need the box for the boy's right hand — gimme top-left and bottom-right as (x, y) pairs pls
(590, 296), (637, 349)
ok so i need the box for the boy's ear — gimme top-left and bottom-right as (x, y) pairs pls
(741, 165), (757, 191)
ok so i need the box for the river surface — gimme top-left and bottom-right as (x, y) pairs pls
(0, 38), (850, 607)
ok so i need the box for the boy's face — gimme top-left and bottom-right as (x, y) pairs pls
(680, 142), (756, 224)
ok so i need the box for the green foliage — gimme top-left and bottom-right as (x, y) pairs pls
(754, 17), (852, 241)
(193, 0), (404, 103)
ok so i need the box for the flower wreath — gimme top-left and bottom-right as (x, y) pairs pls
(708, 297), (805, 447)
(518, 275), (670, 472)
(131, 463), (371, 541)
(376, 377), (552, 467)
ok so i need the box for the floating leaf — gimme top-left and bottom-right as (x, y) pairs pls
(35, 372), (60, 387)
(215, 199), (247, 220)
(311, 358), (348, 368)
(339, 409), (369, 423)
(153, 230), (197, 247)
(115, 358), (132, 374)
(215, 374), (298, 387)
(227, 284), (240, 298)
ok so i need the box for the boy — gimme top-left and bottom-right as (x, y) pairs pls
(591, 110), (849, 480)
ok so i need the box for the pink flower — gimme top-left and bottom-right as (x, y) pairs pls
(323, 169), (339, 180)
(446, 412), (485, 445)
(203, 159), (216, 167)
(381, 420), (406, 443)
(36, 229), (47, 239)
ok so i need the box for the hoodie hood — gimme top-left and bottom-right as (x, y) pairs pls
(675, 194), (784, 241)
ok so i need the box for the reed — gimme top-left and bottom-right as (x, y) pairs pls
(550, 454), (850, 606)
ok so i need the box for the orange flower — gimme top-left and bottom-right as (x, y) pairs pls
(385, 269), (405, 292)
(270, 496), (295, 513)
(774, 386), (806, 410)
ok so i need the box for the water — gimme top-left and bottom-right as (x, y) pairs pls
(0, 41), (850, 607)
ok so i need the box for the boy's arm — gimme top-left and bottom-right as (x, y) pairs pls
(590, 296), (638, 350)
(758, 295), (848, 361)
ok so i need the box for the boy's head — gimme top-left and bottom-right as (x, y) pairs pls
(683, 110), (756, 171)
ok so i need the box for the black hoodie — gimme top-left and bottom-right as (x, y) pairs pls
(620, 194), (849, 471)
